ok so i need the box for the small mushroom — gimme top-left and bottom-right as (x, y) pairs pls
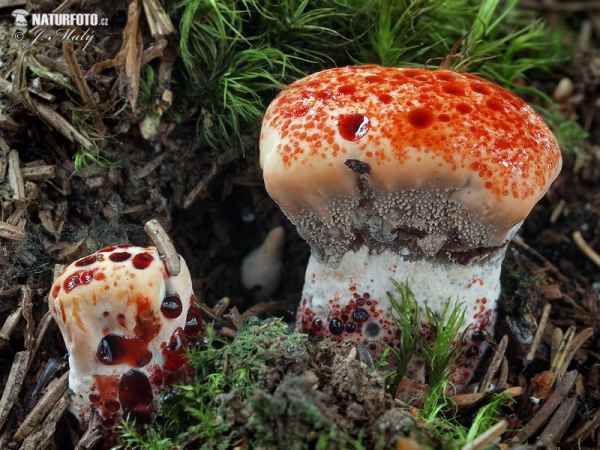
(12, 9), (29, 27)
(47, 245), (199, 436)
(260, 65), (562, 388)
(241, 226), (285, 300)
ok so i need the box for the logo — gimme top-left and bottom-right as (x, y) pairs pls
(12, 9), (29, 26)
(10, 10), (109, 52)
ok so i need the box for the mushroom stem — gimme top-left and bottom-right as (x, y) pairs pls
(298, 244), (505, 388)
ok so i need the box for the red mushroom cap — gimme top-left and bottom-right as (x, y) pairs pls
(260, 65), (562, 256)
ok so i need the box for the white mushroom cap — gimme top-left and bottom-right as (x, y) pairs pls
(260, 65), (562, 263)
(260, 65), (562, 389)
(48, 245), (195, 428)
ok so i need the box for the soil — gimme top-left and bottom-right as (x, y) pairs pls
(0, 1), (600, 449)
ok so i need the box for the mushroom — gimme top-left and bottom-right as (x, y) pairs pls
(11, 9), (29, 27)
(47, 245), (200, 434)
(241, 226), (285, 300)
(260, 65), (562, 388)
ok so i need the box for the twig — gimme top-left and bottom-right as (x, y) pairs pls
(62, 41), (97, 110)
(183, 153), (235, 208)
(524, 302), (552, 367)
(478, 335), (508, 393)
(0, 220), (26, 241)
(143, 219), (180, 276)
(510, 239), (568, 284)
(0, 351), (31, 430)
(461, 419), (508, 450)
(510, 370), (578, 444)
(534, 396), (578, 447)
(572, 230), (600, 268)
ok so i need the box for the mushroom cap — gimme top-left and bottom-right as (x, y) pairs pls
(260, 66), (562, 254)
(12, 9), (28, 16)
(48, 245), (194, 424)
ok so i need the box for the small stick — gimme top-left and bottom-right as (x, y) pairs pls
(524, 302), (552, 366)
(451, 386), (522, 407)
(478, 335), (508, 393)
(144, 219), (180, 276)
(461, 419), (508, 450)
(510, 370), (578, 444)
(534, 396), (577, 447)
(572, 231), (600, 268)
(0, 351), (31, 430)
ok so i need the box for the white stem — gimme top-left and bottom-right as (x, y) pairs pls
(297, 245), (504, 388)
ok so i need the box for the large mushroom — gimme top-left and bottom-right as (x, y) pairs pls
(260, 65), (562, 388)
(48, 245), (200, 434)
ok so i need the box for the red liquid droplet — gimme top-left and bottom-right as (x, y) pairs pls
(162, 327), (188, 371)
(442, 82), (466, 96)
(352, 308), (369, 323)
(407, 108), (434, 129)
(338, 84), (356, 95)
(471, 83), (491, 95)
(378, 93), (393, 104)
(118, 370), (154, 424)
(117, 244), (133, 248)
(64, 269), (97, 293)
(316, 89), (332, 100)
(110, 252), (131, 262)
(365, 75), (384, 83)
(456, 103), (472, 114)
(161, 295), (183, 319)
(75, 253), (103, 267)
(96, 333), (153, 367)
(132, 252), (154, 269)
(329, 318), (344, 336)
(338, 114), (370, 141)
(184, 307), (202, 335)
(99, 246), (116, 253)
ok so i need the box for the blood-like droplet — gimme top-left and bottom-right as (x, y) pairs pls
(407, 108), (434, 129)
(132, 252), (154, 270)
(64, 269), (96, 293)
(329, 318), (344, 336)
(99, 246), (116, 253)
(75, 253), (103, 267)
(161, 295), (183, 319)
(118, 370), (153, 424)
(338, 84), (356, 95)
(338, 114), (370, 141)
(162, 327), (188, 371)
(96, 333), (153, 367)
(352, 308), (369, 323)
(442, 82), (466, 96)
(184, 307), (202, 335)
(97, 334), (125, 365)
(466, 345), (480, 358)
(110, 252), (131, 262)
(345, 322), (356, 333)
(311, 317), (324, 332)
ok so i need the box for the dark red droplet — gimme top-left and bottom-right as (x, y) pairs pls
(64, 269), (96, 293)
(105, 400), (121, 413)
(311, 317), (324, 332)
(162, 328), (188, 371)
(338, 114), (370, 141)
(442, 82), (466, 96)
(471, 83), (491, 95)
(466, 345), (480, 358)
(89, 393), (101, 403)
(329, 318), (344, 336)
(110, 252), (131, 262)
(438, 114), (451, 122)
(161, 295), (183, 319)
(97, 334), (125, 365)
(338, 84), (356, 95)
(471, 330), (483, 343)
(117, 244), (133, 249)
(356, 298), (365, 306)
(132, 252), (154, 270)
(352, 308), (369, 323)
(407, 108), (434, 129)
(316, 89), (332, 100)
(456, 103), (472, 114)
(118, 370), (153, 424)
(184, 307), (202, 336)
(75, 253), (103, 267)
(378, 93), (393, 104)
(486, 99), (503, 112)
(365, 75), (384, 83)
(99, 246), (116, 253)
(96, 333), (153, 367)
(345, 322), (356, 333)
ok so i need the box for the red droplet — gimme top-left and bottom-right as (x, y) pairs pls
(378, 93), (393, 104)
(118, 370), (154, 424)
(338, 114), (370, 141)
(161, 295), (183, 319)
(162, 327), (188, 371)
(365, 75), (384, 83)
(407, 108), (434, 129)
(96, 333), (153, 367)
(338, 84), (356, 95)
(99, 246), (116, 253)
(486, 98), (503, 112)
(110, 252), (131, 262)
(471, 83), (491, 95)
(95, 272), (106, 281)
(117, 244), (133, 249)
(64, 269), (97, 293)
(75, 253), (103, 267)
(456, 103), (472, 114)
(316, 89), (332, 100)
(184, 306), (202, 335)
(132, 252), (154, 270)
(442, 82), (466, 96)
(117, 313), (127, 328)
